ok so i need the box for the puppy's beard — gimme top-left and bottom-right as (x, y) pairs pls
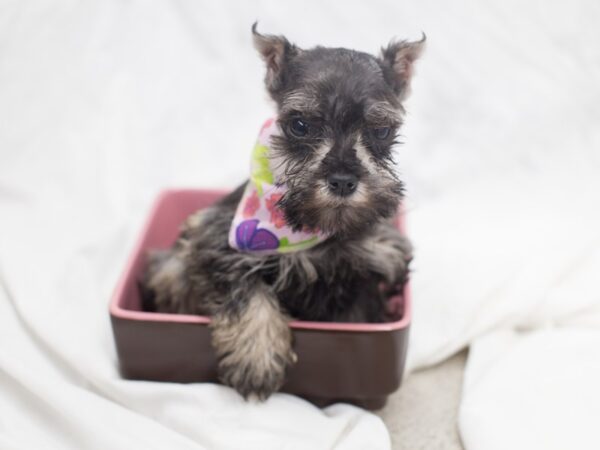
(308, 178), (393, 236)
(280, 167), (402, 238)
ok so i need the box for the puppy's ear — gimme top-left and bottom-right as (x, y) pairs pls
(252, 22), (298, 92)
(380, 34), (426, 100)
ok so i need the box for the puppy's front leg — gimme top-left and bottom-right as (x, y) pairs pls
(210, 282), (296, 400)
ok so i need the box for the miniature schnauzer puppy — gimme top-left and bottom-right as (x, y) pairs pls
(142, 24), (424, 400)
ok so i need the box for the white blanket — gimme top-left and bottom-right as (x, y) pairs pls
(1, 1), (599, 449)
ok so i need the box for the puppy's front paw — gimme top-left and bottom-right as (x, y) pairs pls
(211, 288), (296, 401)
(218, 344), (296, 401)
(363, 228), (413, 285)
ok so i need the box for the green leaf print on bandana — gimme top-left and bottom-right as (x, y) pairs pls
(250, 143), (273, 197)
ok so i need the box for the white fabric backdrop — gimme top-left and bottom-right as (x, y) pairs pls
(1, 1), (599, 449)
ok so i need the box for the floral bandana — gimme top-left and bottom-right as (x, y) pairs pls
(228, 118), (329, 254)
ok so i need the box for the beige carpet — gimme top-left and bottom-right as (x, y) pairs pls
(376, 351), (468, 450)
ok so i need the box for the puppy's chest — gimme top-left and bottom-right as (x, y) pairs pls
(264, 245), (380, 321)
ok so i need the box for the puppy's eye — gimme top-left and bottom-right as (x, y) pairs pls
(373, 127), (391, 140)
(290, 118), (309, 137)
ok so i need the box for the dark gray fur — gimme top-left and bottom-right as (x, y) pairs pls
(141, 24), (424, 400)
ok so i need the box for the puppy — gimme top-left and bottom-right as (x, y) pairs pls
(142, 24), (423, 400)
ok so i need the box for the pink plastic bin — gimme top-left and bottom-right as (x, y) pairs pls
(110, 189), (411, 409)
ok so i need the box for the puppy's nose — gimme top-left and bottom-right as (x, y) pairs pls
(327, 173), (358, 197)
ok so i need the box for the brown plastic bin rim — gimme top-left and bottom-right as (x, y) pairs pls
(109, 188), (412, 333)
